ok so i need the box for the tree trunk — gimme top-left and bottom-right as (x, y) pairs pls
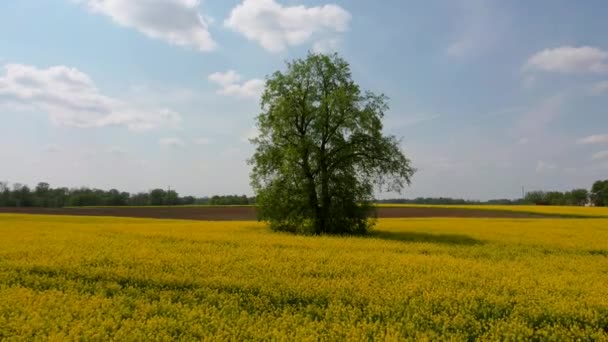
(319, 171), (330, 234)
(302, 151), (321, 234)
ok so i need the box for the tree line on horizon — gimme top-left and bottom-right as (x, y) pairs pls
(0, 182), (255, 208)
(380, 182), (607, 207)
(523, 189), (589, 206)
(380, 181), (608, 207)
(522, 180), (608, 207)
(1, 179), (606, 208)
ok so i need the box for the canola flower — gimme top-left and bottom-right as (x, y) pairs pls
(377, 203), (608, 217)
(0, 214), (607, 340)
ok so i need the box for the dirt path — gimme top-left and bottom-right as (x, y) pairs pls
(0, 206), (552, 220)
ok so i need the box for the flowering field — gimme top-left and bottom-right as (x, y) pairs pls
(1, 214), (607, 340)
(377, 204), (608, 217)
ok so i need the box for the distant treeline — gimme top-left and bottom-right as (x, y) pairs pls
(523, 180), (608, 207)
(378, 179), (608, 207)
(376, 197), (528, 205)
(2, 179), (607, 208)
(0, 182), (255, 208)
(205, 194), (255, 205)
(523, 190), (588, 206)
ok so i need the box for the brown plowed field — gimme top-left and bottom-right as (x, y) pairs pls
(0, 206), (552, 220)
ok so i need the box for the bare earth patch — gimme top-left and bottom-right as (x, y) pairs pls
(0, 206), (554, 220)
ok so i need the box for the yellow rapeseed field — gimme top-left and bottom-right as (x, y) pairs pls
(378, 204), (608, 217)
(1, 214), (608, 340)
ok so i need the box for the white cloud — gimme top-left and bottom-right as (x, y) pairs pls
(577, 134), (608, 145)
(159, 137), (186, 148)
(0, 63), (181, 131)
(524, 46), (608, 74)
(517, 137), (529, 145)
(592, 150), (608, 161)
(208, 70), (264, 99)
(224, 0), (351, 53)
(536, 160), (557, 174)
(81, 0), (216, 51)
(208, 70), (241, 87)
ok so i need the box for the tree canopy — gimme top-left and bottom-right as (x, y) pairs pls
(591, 180), (608, 207)
(250, 53), (415, 235)
(524, 189), (589, 206)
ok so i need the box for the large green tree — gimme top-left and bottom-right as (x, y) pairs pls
(250, 53), (415, 235)
(591, 180), (608, 206)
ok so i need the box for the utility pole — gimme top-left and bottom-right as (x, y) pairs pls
(168, 185), (172, 206)
(522, 186), (525, 199)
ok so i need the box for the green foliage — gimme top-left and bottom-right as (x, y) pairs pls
(0, 182), (198, 207)
(591, 180), (608, 206)
(207, 194), (253, 205)
(568, 188), (590, 206)
(0, 181), (258, 208)
(250, 53), (414, 235)
(525, 189), (590, 206)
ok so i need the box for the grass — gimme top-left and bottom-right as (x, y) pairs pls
(1, 214), (608, 340)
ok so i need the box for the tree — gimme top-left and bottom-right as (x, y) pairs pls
(591, 180), (608, 206)
(0, 182), (9, 206)
(250, 53), (415, 235)
(180, 196), (196, 205)
(165, 190), (179, 205)
(525, 191), (548, 205)
(567, 189), (589, 206)
(105, 189), (130, 206)
(130, 192), (150, 206)
(149, 189), (167, 206)
(35, 182), (51, 207)
(12, 183), (33, 207)
(545, 191), (565, 205)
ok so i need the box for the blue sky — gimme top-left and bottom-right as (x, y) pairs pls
(1, 0), (608, 199)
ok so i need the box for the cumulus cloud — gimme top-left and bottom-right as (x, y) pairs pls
(524, 46), (608, 74)
(80, 0), (216, 51)
(0, 63), (181, 131)
(208, 70), (264, 99)
(578, 134), (608, 145)
(592, 150), (608, 161)
(224, 0), (351, 52)
(159, 137), (186, 148)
